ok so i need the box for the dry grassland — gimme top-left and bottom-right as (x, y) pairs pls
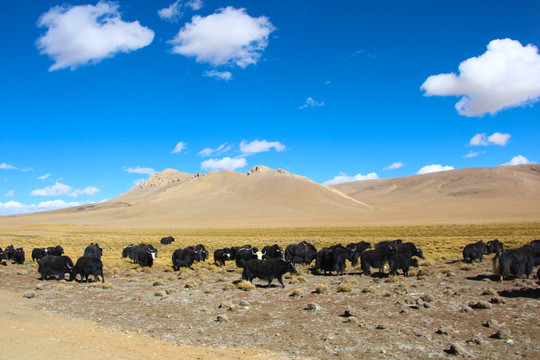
(1, 223), (538, 271)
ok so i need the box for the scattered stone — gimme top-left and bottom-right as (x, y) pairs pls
(445, 343), (470, 356)
(375, 324), (385, 330)
(343, 316), (359, 325)
(489, 297), (506, 305)
(305, 303), (321, 311)
(216, 315), (229, 322)
(16, 270), (28, 275)
(165, 288), (175, 295)
(466, 337), (484, 346)
(35, 283), (43, 291)
(491, 328), (511, 340)
(341, 309), (353, 317)
(483, 319), (500, 328)
(423, 302), (432, 309)
(435, 326), (451, 335)
(460, 306), (472, 313)
(482, 288), (497, 296)
(219, 301), (236, 311)
(239, 300), (250, 307)
(421, 294), (434, 303)
(23, 291), (36, 298)
(469, 300), (492, 309)
(154, 291), (166, 298)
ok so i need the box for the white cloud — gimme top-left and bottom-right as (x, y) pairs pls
(158, 1), (183, 21)
(204, 70), (232, 81)
(299, 97), (325, 110)
(29, 182), (100, 197)
(503, 155), (533, 166)
(201, 157), (247, 171)
(38, 173), (52, 180)
(36, 1), (154, 71)
(5, 190), (14, 197)
(172, 141), (187, 153)
(323, 172), (379, 186)
(418, 164), (454, 175)
(488, 132), (511, 146)
(124, 166), (156, 176)
(169, 7), (275, 68)
(0, 163), (17, 170)
(198, 143), (232, 157)
(0, 200), (83, 215)
(470, 132), (511, 146)
(186, 0), (204, 10)
(240, 139), (286, 154)
(384, 162), (404, 170)
(463, 151), (485, 159)
(421, 38), (540, 117)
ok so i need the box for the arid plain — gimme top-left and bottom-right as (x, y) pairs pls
(0, 164), (539, 359)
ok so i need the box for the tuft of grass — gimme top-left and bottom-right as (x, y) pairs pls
(314, 284), (329, 294)
(153, 279), (165, 286)
(89, 282), (114, 289)
(289, 288), (304, 297)
(337, 283), (353, 293)
(236, 280), (255, 291)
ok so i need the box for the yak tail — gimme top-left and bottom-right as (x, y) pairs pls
(492, 258), (501, 276)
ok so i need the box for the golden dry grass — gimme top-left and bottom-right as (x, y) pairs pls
(0, 223), (538, 273)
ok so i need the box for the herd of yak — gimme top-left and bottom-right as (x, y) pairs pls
(0, 237), (539, 288)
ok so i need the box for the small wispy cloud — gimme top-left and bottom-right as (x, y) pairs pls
(417, 164), (454, 175)
(29, 182), (100, 197)
(204, 70), (232, 81)
(198, 143), (232, 157)
(383, 162), (404, 170)
(463, 151), (486, 159)
(469, 132), (511, 146)
(299, 97), (324, 110)
(172, 141), (187, 154)
(201, 157), (247, 171)
(323, 172), (379, 186)
(5, 190), (14, 197)
(38, 173), (52, 180)
(240, 139), (285, 154)
(124, 166), (156, 176)
(0, 163), (17, 170)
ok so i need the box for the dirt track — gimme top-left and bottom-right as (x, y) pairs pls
(0, 257), (539, 359)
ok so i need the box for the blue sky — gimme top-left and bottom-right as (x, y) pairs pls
(1, 0), (540, 214)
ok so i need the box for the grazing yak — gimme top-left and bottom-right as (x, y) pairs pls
(389, 254), (418, 277)
(194, 244), (209, 261)
(37, 255), (74, 281)
(346, 241), (371, 266)
(529, 239), (540, 266)
(235, 246), (263, 268)
(462, 241), (486, 263)
(3, 245), (15, 260)
(160, 236), (175, 245)
(172, 246), (203, 270)
(262, 244), (284, 259)
(123, 244), (157, 265)
(360, 246), (396, 275)
(486, 239), (504, 255)
(396, 242), (424, 259)
(12, 248), (25, 264)
(32, 248), (48, 262)
(47, 245), (64, 256)
(314, 244), (352, 276)
(493, 245), (535, 281)
(375, 239), (402, 249)
(71, 256), (104, 283)
(242, 258), (296, 288)
(285, 241), (318, 265)
(214, 247), (236, 266)
(83, 243), (103, 259)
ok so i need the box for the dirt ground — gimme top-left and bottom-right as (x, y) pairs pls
(0, 257), (539, 359)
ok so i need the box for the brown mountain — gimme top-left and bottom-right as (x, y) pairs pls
(1, 164), (538, 228)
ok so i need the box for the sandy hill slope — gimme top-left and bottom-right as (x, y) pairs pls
(1, 164), (538, 228)
(331, 164), (540, 224)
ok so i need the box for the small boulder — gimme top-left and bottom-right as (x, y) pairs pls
(23, 291), (36, 299)
(491, 328), (511, 340)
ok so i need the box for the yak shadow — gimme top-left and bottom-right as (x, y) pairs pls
(254, 283), (280, 289)
(466, 274), (500, 282)
(499, 288), (540, 299)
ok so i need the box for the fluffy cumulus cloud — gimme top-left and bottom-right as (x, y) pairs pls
(421, 39), (540, 117)
(323, 172), (379, 186)
(204, 70), (232, 81)
(503, 155), (533, 166)
(240, 139), (285, 154)
(36, 1), (154, 71)
(169, 7), (275, 68)
(0, 163), (17, 170)
(299, 97), (325, 110)
(124, 166), (156, 176)
(0, 200), (83, 215)
(198, 143), (232, 157)
(29, 182), (99, 198)
(417, 164), (454, 175)
(172, 141), (187, 153)
(469, 132), (511, 146)
(201, 157), (247, 171)
(384, 161), (404, 170)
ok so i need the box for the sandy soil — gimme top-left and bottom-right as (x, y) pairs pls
(0, 257), (538, 359)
